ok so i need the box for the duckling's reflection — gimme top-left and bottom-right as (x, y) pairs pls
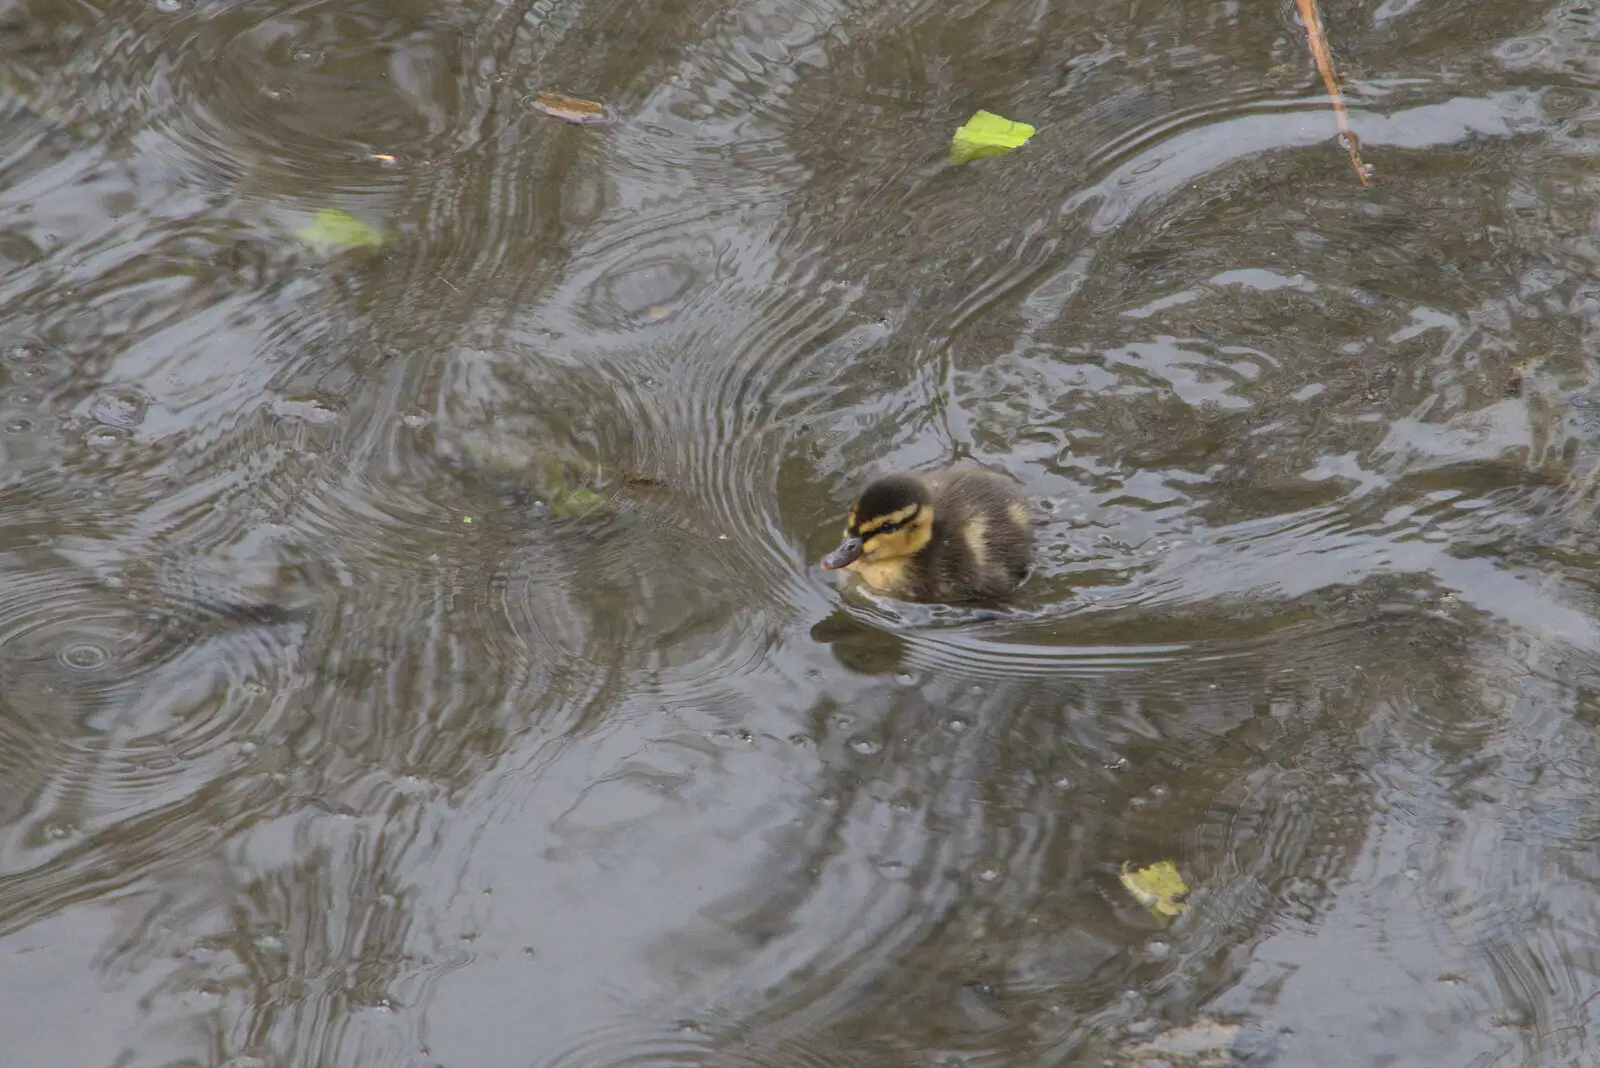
(808, 607), (908, 675)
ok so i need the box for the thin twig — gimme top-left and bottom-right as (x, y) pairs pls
(1295, 0), (1371, 186)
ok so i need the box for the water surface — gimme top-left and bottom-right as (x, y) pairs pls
(2, 0), (1600, 1064)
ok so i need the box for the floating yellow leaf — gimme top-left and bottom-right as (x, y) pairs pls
(533, 91), (610, 126)
(296, 209), (387, 254)
(949, 110), (1035, 165)
(1120, 860), (1188, 919)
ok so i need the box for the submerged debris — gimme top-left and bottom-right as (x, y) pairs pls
(456, 431), (610, 518)
(296, 209), (387, 254)
(532, 91), (611, 126)
(1107, 1016), (1276, 1068)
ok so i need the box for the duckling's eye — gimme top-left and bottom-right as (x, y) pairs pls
(877, 520), (902, 535)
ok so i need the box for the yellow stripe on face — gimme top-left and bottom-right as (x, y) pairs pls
(857, 504), (918, 535)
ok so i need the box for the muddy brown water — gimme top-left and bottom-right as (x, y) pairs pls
(2, 0), (1600, 1065)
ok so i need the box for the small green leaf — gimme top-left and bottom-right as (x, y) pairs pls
(949, 110), (1035, 165)
(296, 209), (387, 254)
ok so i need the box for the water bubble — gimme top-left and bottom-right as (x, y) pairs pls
(42, 822), (73, 841)
(261, 85), (291, 102)
(400, 409), (429, 428)
(944, 716), (970, 733)
(975, 866), (1002, 883)
(787, 733), (813, 748)
(150, 0), (183, 10)
(893, 672), (916, 686)
(85, 425), (129, 449)
(90, 390), (148, 428)
(60, 642), (109, 670)
(1495, 36), (1548, 61)
(848, 736), (881, 755)
(3, 417), (34, 434)
(1544, 85), (1589, 119)
(1052, 775), (1073, 790)
(291, 47), (323, 64)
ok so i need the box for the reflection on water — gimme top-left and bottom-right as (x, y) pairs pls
(3, 0), (1600, 1064)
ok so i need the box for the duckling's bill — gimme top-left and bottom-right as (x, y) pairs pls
(821, 535), (864, 570)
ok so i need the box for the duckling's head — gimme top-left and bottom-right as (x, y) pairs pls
(820, 475), (934, 571)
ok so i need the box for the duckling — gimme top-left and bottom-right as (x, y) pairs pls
(820, 466), (1032, 603)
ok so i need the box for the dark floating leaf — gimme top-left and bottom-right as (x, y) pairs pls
(533, 91), (611, 126)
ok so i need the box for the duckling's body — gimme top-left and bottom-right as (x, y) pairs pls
(821, 466), (1032, 603)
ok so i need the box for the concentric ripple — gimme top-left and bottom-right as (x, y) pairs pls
(0, 565), (304, 865)
(533, 1017), (868, 1068)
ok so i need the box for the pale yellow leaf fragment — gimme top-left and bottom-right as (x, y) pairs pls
(1120, 860), (1188, 919)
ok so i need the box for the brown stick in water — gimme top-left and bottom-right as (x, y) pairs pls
(1295, 0), (1371, 186)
